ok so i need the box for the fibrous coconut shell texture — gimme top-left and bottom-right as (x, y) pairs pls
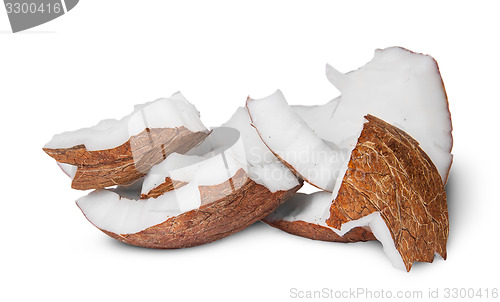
(264, 218), (376, 243)
(140, 177), (187, 199)
(327, 115), (448, 271)
(43, 93), (210, 190)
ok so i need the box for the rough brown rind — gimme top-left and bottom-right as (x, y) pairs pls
(263, 219), (376, 243)
(327, 115), (448, 271)
(85, 169), (302, 249)
(140, 177), (187, 199)
(44, 127), (209, 190)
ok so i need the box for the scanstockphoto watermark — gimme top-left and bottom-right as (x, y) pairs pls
(247, 145), (381, 183)
(290, 288), (424, 300)
(289, 287), (499, 300)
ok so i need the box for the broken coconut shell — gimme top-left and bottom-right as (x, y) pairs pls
(44, 127), (209, 190)
(264, 218), (375, 243)
(43, 93), (210, 190)
(326, 115), (448, 271)
(263, 191), (377, 243)
(262, 115), (448, 271)
(140, 177), (187, 199)
(94, 169), (302, 248)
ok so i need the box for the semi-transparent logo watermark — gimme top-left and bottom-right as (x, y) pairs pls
(246, 145), (378, 185)
(3, 0), (79, 33)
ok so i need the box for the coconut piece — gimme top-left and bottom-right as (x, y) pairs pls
(43, 92), (210, 190)
(97, 169), (300, 248)
(264, 192), (376, 243)
(325, 47), (452, 184)
(328, 115), (448, 271)
(265, 115), (448, 271)
(246, 90), (347, 192)
(76, 127), (302, 248)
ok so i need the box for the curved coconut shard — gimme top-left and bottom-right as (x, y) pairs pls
(43, 92), (210, 190)
(264, 192), (376, 243)
(246, 90), (346, 192)
(327, 115), (448, 271)
(268, 220), (375, 242)
(76, 128), (302, 249)
(99, 169), (300, 248)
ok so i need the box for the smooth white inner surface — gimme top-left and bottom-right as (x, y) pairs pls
(267, 192), (406, 270)
(253, 47), (452, 198)
(247, 90), (347, 192)
(57, 162), (77, 180)
(45, 92), (207, 151)
(223, 106), (300, 192)
(77, 188), (181, 235)
(325, 47), (452, 183)
(292, 96), (341, 143)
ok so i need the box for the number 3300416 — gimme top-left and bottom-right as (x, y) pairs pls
(5, 2), (62, 14)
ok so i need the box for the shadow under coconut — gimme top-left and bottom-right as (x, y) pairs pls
(444, 162), (465, 252)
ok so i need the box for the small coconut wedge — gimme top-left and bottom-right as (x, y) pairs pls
(264, 192), (376, 243)
(76, 127), (302, 248)
(43, 92), (210, 190)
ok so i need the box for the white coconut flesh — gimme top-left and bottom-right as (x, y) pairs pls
(246, 90), (348, 192)
(77, 126), (299, 235)
(44, 92), (208, 151)
(222, 106), (300, 192)
(325, 47), (452, 184)
(57, 162), (78, 179)
(256, 48), (452, 194)
(291, 96), (341, 143)
(266, 192), (406, 270)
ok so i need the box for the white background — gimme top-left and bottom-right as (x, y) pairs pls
(1, 1), (499, 301)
